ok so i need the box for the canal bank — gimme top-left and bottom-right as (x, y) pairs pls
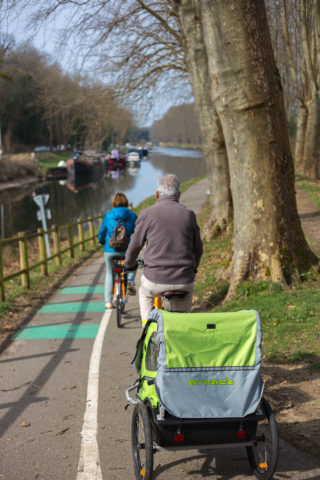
(1, 146), (205, 239)
(0, 176), (39, 192)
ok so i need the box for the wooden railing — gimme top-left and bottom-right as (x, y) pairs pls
(0, 213), (103, 302)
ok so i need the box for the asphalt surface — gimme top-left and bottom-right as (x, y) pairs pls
(1, 179), (320, 480)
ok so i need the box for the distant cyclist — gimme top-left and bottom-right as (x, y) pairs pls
(124, 173), (203, 325)
(99, 192), (137, 309)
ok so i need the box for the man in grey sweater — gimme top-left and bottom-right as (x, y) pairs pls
(124, 173), (203, 326)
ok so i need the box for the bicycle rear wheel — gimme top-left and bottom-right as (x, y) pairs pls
(247, 397), (279, 479)
(115, 294), (122, 328)
(121, 273), (128, 314)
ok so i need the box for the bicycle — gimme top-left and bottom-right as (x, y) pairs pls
(112, 256), (128, 328)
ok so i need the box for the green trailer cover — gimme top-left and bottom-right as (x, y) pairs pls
(134, 309), (264, 419)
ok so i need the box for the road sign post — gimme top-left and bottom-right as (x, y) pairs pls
(33, 194), (51, 257)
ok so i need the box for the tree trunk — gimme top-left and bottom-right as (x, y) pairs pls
(294, 103), (308, 172)
(301, 92), (320, 179)
(3, 123), (13, 154)
(199, 0), (318, 296)
(176, 0), (232, 235)
(201, 111), (233, 239)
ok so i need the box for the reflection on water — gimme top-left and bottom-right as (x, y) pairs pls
(1, 147), (205, 238)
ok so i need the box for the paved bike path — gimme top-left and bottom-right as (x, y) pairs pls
(1, 179), (320, 479)
(0, 257), (109, 479)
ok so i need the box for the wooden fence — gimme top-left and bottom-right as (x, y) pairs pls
(0, 213), (103, 302)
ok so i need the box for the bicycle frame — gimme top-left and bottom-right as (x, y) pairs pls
(153, 296), (162, 309)
(113, 260), (126, 300)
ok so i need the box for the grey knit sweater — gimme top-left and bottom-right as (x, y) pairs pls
(125, 197), (203, 284)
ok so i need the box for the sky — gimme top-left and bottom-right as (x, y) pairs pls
(1, 4), (189, 127)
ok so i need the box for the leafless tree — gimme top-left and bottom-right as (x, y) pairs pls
(150, 103), (201, 144)
(1, 0), (234, 234)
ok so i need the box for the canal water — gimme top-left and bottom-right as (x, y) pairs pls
(0, 146), (205, 238)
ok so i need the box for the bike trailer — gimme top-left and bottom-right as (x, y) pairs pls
(133, 309), (264, 419)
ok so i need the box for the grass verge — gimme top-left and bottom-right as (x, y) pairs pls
(295, 173), (320, 211)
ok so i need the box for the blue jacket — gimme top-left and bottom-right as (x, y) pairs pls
(98, 206), (138, 253)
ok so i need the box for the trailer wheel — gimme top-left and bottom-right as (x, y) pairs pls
(132, 401), (153, 480)
(247, 397), (279, 479)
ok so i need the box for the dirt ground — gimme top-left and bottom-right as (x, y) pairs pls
(0, 186), (320, 460)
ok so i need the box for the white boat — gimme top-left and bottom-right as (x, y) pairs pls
(126, 150), (141, 165)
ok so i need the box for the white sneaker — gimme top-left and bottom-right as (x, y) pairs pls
(105, 302), (113, 309)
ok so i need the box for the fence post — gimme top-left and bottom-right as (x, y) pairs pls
(78, 219), (85, 252)
(52, 224), (61, 266)
(68, 223), (74, 258)
(38, 228), (48, 276)
(18, 231), (30, 289)
(0, 239), (5, 301)
(88, 216), (95, 247)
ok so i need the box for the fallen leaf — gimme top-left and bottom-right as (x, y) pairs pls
(56, 428), (70, 436)
(20, 421), (31, 427)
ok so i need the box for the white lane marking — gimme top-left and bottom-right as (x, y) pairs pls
(76, 309), (112, 480)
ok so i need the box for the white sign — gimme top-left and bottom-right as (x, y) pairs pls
(33, 194), (49, 208)
(36, 209), (51, 221)
(33, 193), (51, 256)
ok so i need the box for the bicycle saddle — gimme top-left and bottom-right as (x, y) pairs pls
(112, 255), (125, 262)
(161, 290), (188, 299)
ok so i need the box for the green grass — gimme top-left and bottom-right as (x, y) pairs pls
(37, 151), (71, 168)
(180, 176), (206, 193)
(295, 173), (320, 212)
(214, 279), (320, 365)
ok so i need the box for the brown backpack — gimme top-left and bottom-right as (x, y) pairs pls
(109, 219), (129, 250)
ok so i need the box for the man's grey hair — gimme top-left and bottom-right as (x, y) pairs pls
(157, 174), (180, 199)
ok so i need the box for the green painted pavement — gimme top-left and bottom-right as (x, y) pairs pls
(39, 302), (106, 313)
(13, 324), (100, 340)
(59, 286), (104, 295)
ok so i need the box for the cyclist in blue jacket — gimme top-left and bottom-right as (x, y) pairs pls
(98, 192), (138, 309)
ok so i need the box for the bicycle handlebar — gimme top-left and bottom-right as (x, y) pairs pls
(122, 257), (144, 274)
